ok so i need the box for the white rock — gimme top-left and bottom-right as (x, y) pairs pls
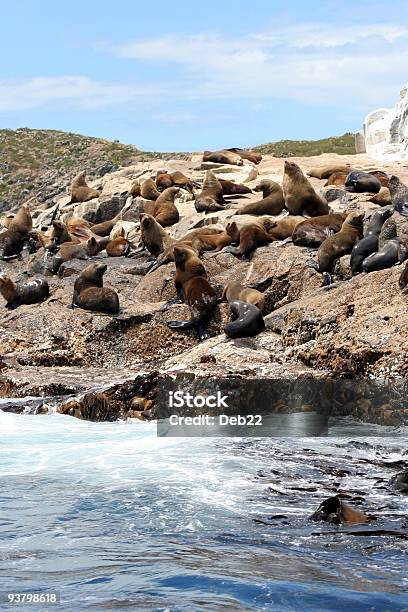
(363, 84), (408, 160)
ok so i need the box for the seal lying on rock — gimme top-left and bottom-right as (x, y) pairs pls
(0, 275), (49, 309)
(195, 170), (226, 212)
(345, 171), (381, 194)
(350, 206), (394, 275)
(362, 218), (408, 273)
(264, 216), (304, 241)
(156, 172), (173, 191)
(72, 263), (119, 314)
(220, 221), (271, 260)
(141, 178), (160, 201)
(236, 180), (284, 216)
(221, 280), (265, 311)
(317, 211), (364, 272)
(219, 179), (252, 195)
(224, 300), (265, 338)
(70, 171), (100, 204)
(370, 186), (392, 206)
(310, 496), (370, 524)
(389, 175), (408, 217)
(166, 246), (217, 341)
(307, 165), (352, 179)
(0, 204), (32, 259)
(170, 171), (198, 192)
(226, 147), (262, 164)
(46, 237), (102, 274)
(292, 213), (346, 247)
(324, 172), (349, 186)
(283, 161), (329, 216)
(191, 230), (233, 254)
(203, 150), (243, 166)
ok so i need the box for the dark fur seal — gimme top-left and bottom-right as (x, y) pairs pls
(388, 470), (408, 492)
(203, 150), (243, 166)
(317, 211), (364, 272)
(283, 161), (329, 216)
(195, 170), (225, 212)
(307, 165), (352, 180)
(362, 218), (408, 272)
(369, 170), (389, 187)
(292, 213), (346, 247)
(399, 261), (408, 289)
(166, 246), (217, 341)
(310, 496), (370, 524)
(236, 180), (284, 216)
(224, 300), (265, 338)
(221, 280), (265, 311)
(350, 206), (394, 275)
(219, 179), (252, 195)
(70, 171), (100, 203)
(345, 171), (381, 194)
(47, 237), (101, 274)
(0, 204), (32, 259)
(0, 275), (49, 309)
(389, 175), (408, 217)
(72, 262), (119, 314)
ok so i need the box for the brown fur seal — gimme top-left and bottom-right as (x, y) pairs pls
(152, 187), (180, 227)
(399, 260), (408, 290)
(170, 171), (197, 192)
(350, 206), (394, 275)
(222, 220), (271, 260)
(345, 171), (381, 194)
(0, 204), (33, 259)
(224, 300), (265, 338)
(389, 175), (408, 217)
(307, 165), (352, 180)
(91, 213), (123, 237)
(370, 186), (392, 206)
(219, 179), (252, 195)
(369, 170), (389, 187)
(310, 496), (370, 524)
(72, 262), (119, 314)
(226, 148), (262, 164)
(195, 170), (225, 212)
(47, 237), (101, 274)
(0, 275), (49, 309)
(362, 218), (408, 273)
(129, 181), (141, 197)
(191, 230), (232, 254)
(324, 171), (348, 187)
(265, 216), (304, 241)
(236, 180), (284, 216)
(292, 213), (346, 247)
(105, 230), (132, 257)
(166, 245), (217, 340)
(70, 171), (100, 204)
(317, 211), (364, 272)
(283, 161), (329, 216)
(141, 178), (160, 201)
(140, 213), (173, 257)
(221, 280), (265, 311)
(203, 150), (243, 166)
(156, 172), (173, 191)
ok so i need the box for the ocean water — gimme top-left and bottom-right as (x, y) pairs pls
(0, 410), (407, 611)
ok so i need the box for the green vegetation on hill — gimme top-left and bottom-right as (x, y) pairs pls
(254, 133), (356, 157)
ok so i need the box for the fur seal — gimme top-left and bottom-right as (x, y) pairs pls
(283, 161), (329, 216)
(265, 216), (304, 241)
(369, 170), (389, 187)
(0, 204), (33, 259)
(191, 230), (232, 254)
(345, 171), (381, 194)
(310, 496), (370, 524)
(170, 171), (197, 192)
(350, 206), (394, 275)
(370, 186), (392, 206)
(324, 171), (348, 187)
(129, 181), (141, 197)
(362, 218), (408, 273)
(221, 220), (271, 260)
(72, 262), (119, 314)
(226, 148), (262, 164)
(141, 178), (160, 201)
(389, 175), (408, 217)
(317, 211), (364, 272)
(105, 229), (132, 257)
(203, 150), (243, 166)
(140, 213), (173, 257)
(388, 470), (408, 491)
(0, 275), (49, 309)
(152, 187), (180, 227)
(166, 245), (217, 340)
(399, 260), (408, 289)
(156, 172), (173, 191)
(236, 180), (285, 216)
(292, 213), (346, 247)
(224, 300), (265, 338)
(219, 179), (252, 195)
(221, 280), (265, 311)
(70, 171), (100, 204)
(307, 165), (352, 180)
(47, 237), (101, 274)
(195, 170), (225, 212)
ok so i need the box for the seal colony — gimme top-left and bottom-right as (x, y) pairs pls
(0, 146), (407, 343)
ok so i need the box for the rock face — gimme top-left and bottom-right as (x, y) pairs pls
(364, 84), (408, 160)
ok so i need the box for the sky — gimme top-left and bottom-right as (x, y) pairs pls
(1, 0), (407, 151)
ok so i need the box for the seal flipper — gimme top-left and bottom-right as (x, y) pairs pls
(167, 320), (193, 330)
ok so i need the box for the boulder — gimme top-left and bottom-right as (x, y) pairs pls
(363, 84), (408, 160)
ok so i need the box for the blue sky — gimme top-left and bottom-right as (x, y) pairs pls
(1, 0), (407, 151)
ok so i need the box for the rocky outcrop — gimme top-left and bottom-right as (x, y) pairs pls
(364, 84), (408, 160)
